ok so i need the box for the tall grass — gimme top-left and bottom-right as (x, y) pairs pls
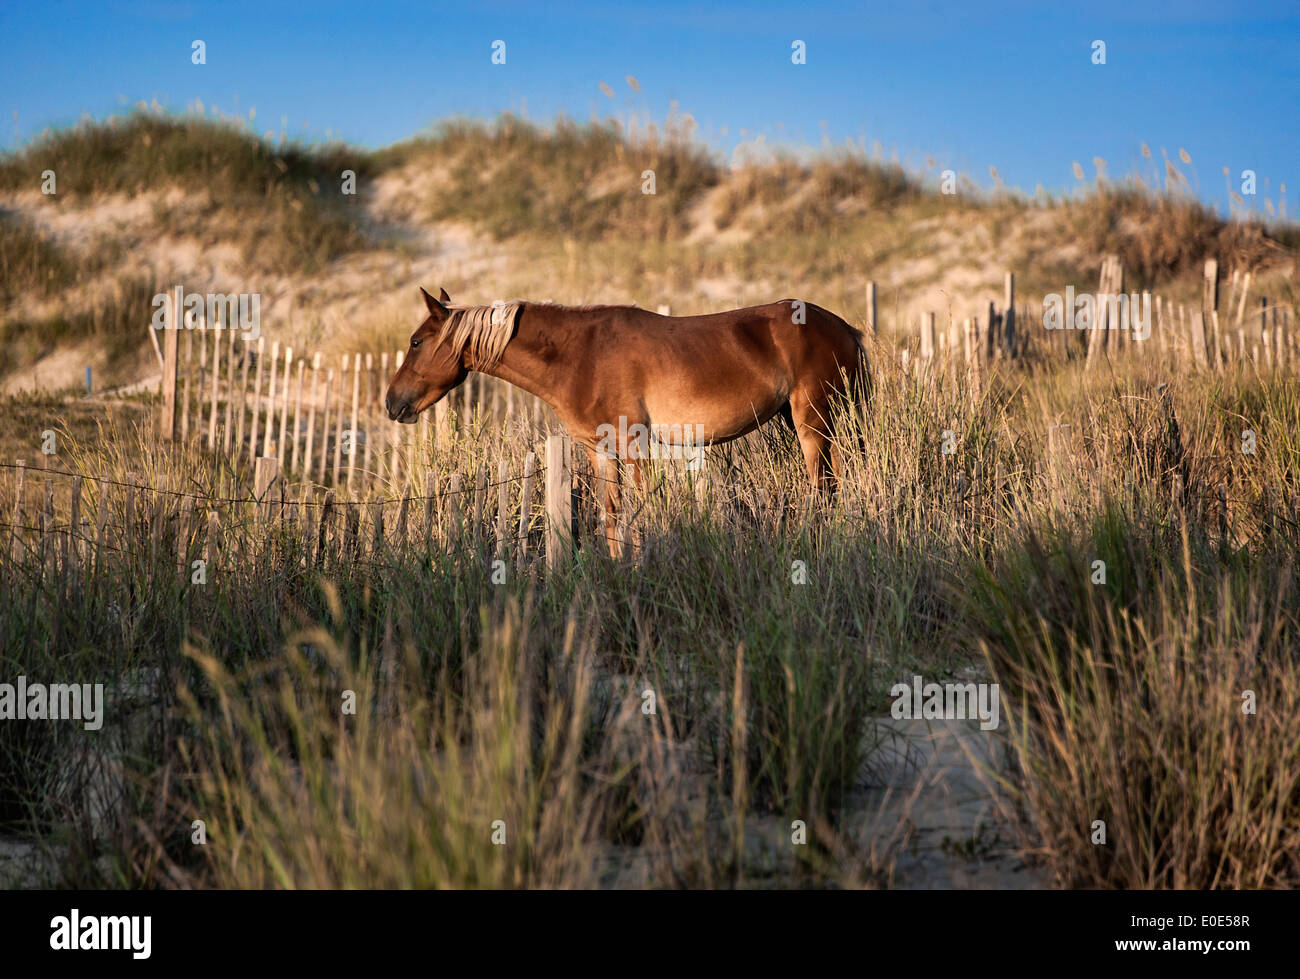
(375, 115), (720, 240)
(0, 212), (75, 303)
(0, 275), (155, 377)
(6, 340), (1297, 888)
(0, 113), (371, 275)
(4, 110), (1300, 888)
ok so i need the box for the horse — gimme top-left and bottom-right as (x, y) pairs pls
(385, 287), (870, 548)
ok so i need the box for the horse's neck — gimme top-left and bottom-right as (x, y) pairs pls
(470, 305), (564, 403)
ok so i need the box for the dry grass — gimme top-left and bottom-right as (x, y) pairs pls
(0, 211), (75, 303)
(0, 113), (371, 275)
(4, 342), (1299, 889)
(375, 115), (720, 241)
(1066, 184), (1287, 286)
(3, 112), (1300, 889)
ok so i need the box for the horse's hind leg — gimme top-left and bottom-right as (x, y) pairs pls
(790, 391), (836, 498)
(584, 446), (624, 558)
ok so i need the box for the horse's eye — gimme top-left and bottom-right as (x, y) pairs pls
(410, 337), (422, 349)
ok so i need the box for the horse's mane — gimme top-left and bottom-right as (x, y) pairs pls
(435, 302), (524, 370)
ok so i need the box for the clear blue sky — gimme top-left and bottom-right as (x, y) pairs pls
(2, 0), (1296, 216)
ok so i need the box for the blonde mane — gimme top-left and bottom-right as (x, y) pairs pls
(435, 302), (523, 370)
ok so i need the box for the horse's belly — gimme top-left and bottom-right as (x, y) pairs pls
(642, 385), (786, 444)
(630, 328), (791, 441)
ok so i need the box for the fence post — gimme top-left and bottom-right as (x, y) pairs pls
(964, 317), (982, 402)
(205, 509), (220, 568)
(291, 357), (305, 474)
(94, 479), (110, 575)
(517, 450), (536, 561)
(122, 478), (140, 567)
(66, 475), (82, 583)
(318, 365), (334, 485)
(234, 332), (251, 457)
(208, 321), (222, 448)
(262, 339), (279, 458)
(416, 397), (427, 469)
(333, 357), (347, 486)
(278, 345), (293, 468)
(386, 352), (401, 486)
(545, 434), (572, 571)
(41, 480), (54, 580)
(177, 494), (193, 578)
(1203, 258), (1220, 370)
(10, 459), (26, 562)
(447, 473), (464, 544)
(255, 456), (279, 526)
(151, 496), (167, 576)
(434, 397), (448, 451)
(362, 353), (374, 485)
(223, 323), (238, 453)
(194, 317), (208, 446)
(305, 355), (321, 479)
(160, 286), (181, 440)
(1234, 271), (1252, 334)
(318, 490), (335, 566)
(1004, 272), (1016, 359)
(423, 472), (436, 548)
(1274, 304), (1286, 370)
(1086, 256), (1112, 369)
(344, 501), (359, 561)
(1260, 298), (1271, 369)
(920, 312), (935, 362)
(296, 484), (312, 563)
(182, 294), (195, 443)
(473, 466), (488, 536)
(397, 485), (410, 549)
(249, 336), (265, 463)
(348, 352), (361, 494)
(495, 459), (509, 560)
(1190, 311), (1209, 367)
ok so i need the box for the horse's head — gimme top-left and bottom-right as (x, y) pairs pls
(385, 286), (467, 423)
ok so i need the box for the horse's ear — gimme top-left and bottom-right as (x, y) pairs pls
(419, 286), (448, 319)
(439, 288), (451, 303)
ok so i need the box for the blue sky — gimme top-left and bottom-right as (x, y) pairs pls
(2, 0), (1296, 215)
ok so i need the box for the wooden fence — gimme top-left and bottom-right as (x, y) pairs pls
(2, 433), (598, 590)
(901, 263), (1295, 383)
(154, 272), (1293, 488)
(154, 315), (555, 493)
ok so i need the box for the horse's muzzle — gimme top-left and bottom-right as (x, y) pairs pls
(385, 393), (417, 424)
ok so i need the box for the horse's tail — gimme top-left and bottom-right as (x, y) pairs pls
(843, 316), (873, 415)
(839, 316), (874, 464)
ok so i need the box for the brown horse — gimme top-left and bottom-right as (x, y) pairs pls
(385, 288), (869, 542)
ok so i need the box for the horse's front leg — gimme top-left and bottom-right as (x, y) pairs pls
(585, 446), (624, 558)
